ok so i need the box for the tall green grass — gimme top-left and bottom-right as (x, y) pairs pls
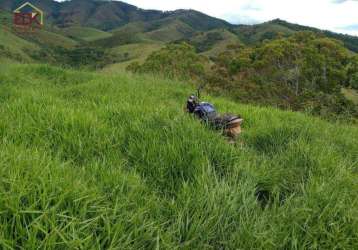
(0, 63), (357, 249)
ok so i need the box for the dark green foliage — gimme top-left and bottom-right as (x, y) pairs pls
(54, 46), (105, 67)
(231, 19), (358, 53)
(230, 22), (293, 45)
(91, 31), (142, 48)
(29, 46), (118, 69)
(130, 32), (358, 120)
(208, 32), (358, 120)
(347, 55), (358, 89)
(173, 9), (231, 31)
(177, 31), (225, 52)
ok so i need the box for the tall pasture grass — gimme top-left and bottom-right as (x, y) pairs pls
(0, 64), (357, 249)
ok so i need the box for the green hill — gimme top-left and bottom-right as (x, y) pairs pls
(0, 0), (230, 31)
(0, 8), (77, 62)
(102, 42), (164, 73)
(177, 28), (242, 55)
(0, 63), (357, 248)
(1, 1), (357, 55)
(232, 22), (295, 44)
(0, 10), (39, 62)
(143, 19), (195, 42)
(232, 19), (358, 52)
(59, 26), (113, 42)
(268, 19), (358, 53)
(23, 28), (78, 48)
(91, 15), (224, 49)
(0, 24), (40, 62)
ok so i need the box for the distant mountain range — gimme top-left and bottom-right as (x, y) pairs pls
(1, 0), (357, 53)
(0, 0), (230, 30)
(0, 0), (358, 67)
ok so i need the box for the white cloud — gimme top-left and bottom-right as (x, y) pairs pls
(332, 0), (358, 3)
(56, 0), (358, 36)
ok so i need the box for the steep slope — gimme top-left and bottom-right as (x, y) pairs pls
(143, 18), (195, 42)
(269, 19), (358, 52)
(165, 9), (232, 31)
(0, 63), (357, 248)
(0, 11), (40, 62)
(0, 0), (230, 31)
(178, 28), (242, 55)
(60, 26), (113, 42)
(0, 8), (77, 62)
(232, 21), (295, 44)
(233, 19), (358, 52)
(102, 42), (164, 72)
(21, 28), (78, 48)
(1, 1), (357, 53)
(52, 0), (166, 30)
(91, 17), (196, 48)
(0, 27), (40, 62)
(0, 0), (60, 13)
(0, 7), (77, 48)
(202, 30), (242, 56)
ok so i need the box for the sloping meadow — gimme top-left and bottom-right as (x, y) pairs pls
(0, 64), (357, 249)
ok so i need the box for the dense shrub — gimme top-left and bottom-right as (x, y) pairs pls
(347, 55), (358, 89)
(29, 46), (118, 69)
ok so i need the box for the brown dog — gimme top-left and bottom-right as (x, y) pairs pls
(223, 118), (243, 138)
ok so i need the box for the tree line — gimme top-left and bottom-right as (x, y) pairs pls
(127, 32), (358, 121)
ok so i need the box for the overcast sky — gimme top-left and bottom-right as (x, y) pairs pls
(58, 0), (358, 36)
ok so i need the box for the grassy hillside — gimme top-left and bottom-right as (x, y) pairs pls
(201, 30), (241, 56)
(178, 28), (241, 55)
(232, 22), (295, 44)
(102, 42), (164, 73)
(0, 9), (78, 63)
(144, 19), (195, 42)
(1, 1), (357, 54)
(92, 17), (197, 48)
(0, 10), (39, 61)
(23, 28), (78, 48)
(0, 26), (40, 62)
(0, 63), (357, 249)
(60, 26), (113, 42)
(0, 8), (77, 49)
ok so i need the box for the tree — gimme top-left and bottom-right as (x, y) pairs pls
(347, 55), (358, 89)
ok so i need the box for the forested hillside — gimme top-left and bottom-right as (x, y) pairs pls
(128, 34), (358, 120)
(0, 0), (357, 51)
